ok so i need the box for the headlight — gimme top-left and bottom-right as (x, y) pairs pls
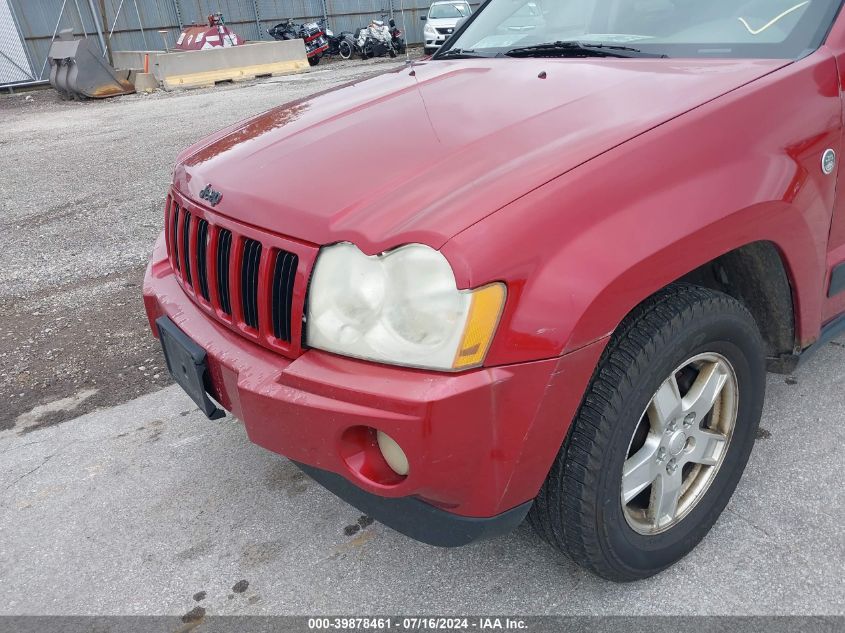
(306, 243), (506, 371)
(424, 23), (437, 37)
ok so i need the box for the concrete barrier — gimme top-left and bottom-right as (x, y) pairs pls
(114, 40), (309, 91)
(130, 71), (159, 92)
(113, 51), (150, 71)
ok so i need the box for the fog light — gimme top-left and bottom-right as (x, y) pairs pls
(376, 431), (409, 476)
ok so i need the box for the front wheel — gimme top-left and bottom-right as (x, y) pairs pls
(308, 54), (321, 66)
(528, 284), (766, 581)
(338, 40), (353, 60)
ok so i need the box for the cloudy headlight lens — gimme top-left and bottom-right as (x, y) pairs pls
(307, 243), (505, 371)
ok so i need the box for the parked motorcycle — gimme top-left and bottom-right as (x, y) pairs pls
(387, 17), (406, 55)
(268, 18), (330, 66)
(355, 17), (397, 59)
(318, 19), (355, 60)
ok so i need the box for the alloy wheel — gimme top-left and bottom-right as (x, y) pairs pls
(621, 352), (739, 535)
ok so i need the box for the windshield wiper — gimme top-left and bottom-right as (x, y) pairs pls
(505, 41), (668, 59)
(436, 48), (488, 59)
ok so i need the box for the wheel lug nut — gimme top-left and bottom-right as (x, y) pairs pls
(684, 412), (696, 428)
(666, 459), (678, 474)
(656, 447), (667, 463)
(667, 421), (678, 433)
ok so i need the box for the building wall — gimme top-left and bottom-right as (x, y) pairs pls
(4, 0), (482, 84)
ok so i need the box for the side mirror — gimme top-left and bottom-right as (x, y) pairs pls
(420, 15), (427, 21)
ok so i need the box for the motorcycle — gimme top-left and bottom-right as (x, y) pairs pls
(318, 19), (355, 60)
(268, 18), (330, 66)
(355, 17), (397, 59)
(387, 17), (406, 55)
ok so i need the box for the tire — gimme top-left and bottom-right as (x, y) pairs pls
(339, 40), (353, 60)
(308, 55), (321, 67)
(528, 283), (766, 581)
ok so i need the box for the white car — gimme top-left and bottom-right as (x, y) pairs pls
(421, 1), (472, 54)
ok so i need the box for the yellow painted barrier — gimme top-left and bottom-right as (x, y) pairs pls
(162, 58), (310, 90)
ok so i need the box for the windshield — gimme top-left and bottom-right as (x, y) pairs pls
(430, 2), (471, 19)
(440, 0), (843, 59)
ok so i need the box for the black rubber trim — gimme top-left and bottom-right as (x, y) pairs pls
(769, 311), (845, 373)
(829, 262), (845, 297)
(796, 313), (845, 369)
(294, 462), (532, 547)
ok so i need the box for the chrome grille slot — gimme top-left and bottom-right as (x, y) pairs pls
(271, 250), (298, 342)
(196, 219), (210, 301)
(171, 204), (181, 272)
(217, 228), (233, 315)
(241, 238), (262, 330)
(182, 210), (192, 285)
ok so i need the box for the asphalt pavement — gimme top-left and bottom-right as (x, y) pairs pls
(1, 341), (843, 616)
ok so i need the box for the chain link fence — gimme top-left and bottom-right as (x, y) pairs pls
(0, 0), (35, 84)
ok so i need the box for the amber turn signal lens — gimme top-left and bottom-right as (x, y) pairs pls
(452, 283), (506, 370)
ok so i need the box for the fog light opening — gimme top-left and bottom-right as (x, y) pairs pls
(376, 431), (409, 477)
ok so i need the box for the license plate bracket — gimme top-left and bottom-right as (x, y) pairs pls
(156, 316), (225, 420)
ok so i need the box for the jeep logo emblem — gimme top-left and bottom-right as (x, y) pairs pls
(199, 184), (222, 206)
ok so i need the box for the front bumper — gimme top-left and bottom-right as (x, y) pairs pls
(296, 462), (531, 546)
(144, 233), (605, 543)
(424, 34), (449, 50)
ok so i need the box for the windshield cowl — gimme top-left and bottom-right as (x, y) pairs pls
(504, 41), (669, 59)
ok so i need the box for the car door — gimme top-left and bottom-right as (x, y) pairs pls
(824, 9), (845, 323)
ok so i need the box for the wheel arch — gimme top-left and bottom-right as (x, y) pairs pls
(677, 241), (799, 372)
(561, 227), (817, 368)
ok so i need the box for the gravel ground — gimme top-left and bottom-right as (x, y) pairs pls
(0, 54), (418, 431)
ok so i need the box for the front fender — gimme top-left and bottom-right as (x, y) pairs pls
(444, 50), (840, 366)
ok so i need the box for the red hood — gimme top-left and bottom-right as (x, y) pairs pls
(174, 57), (787, 253)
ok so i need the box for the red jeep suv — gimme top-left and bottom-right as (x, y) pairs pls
(144, 0), (845, 581)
